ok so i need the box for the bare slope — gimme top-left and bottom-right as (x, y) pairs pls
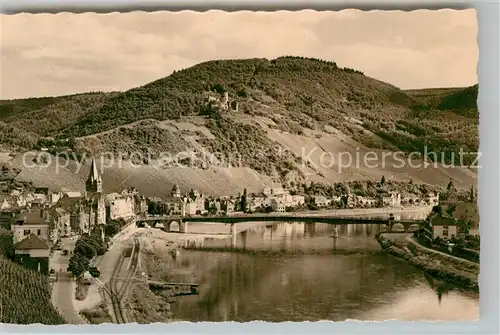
(11, 152), (276, 197)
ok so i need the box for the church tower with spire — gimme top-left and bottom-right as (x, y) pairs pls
(85, 157), (106, 228)
(86, 158), (103, 195)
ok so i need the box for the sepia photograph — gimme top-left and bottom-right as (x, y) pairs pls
(0, 8), (481, 325)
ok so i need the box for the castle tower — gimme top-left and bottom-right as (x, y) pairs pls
(221, 91), (229, 110)
(86, 158), (102, 195)
(171, 184), (181, 198)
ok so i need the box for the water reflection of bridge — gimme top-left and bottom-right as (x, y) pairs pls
(137, 214), (423, 248)
(242, 222), (384, 252)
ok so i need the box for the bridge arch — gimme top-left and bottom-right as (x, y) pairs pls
(151, 221), (163, 229)
(407, 223), (421, 232)
(139, 214), (422, 236)
(167, 221), (181, 232)
(391, 222), (405, 232)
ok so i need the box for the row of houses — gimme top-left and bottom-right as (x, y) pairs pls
(147, 186), (233, 217)
(252, 189), (438, 212)
(344, 192), (439, 208)
(0, 158), (147, 275)
(248, 192), (306, 213)
(153, 186), (305, 216)
(151, 186), (441, 217)
(0, 190), (54, 211)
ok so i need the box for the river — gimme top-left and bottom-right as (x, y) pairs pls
(165, 210), (479, 322)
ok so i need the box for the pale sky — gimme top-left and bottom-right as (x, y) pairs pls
(0, 9), (478, 100)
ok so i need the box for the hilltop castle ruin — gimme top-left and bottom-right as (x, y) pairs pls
(206, 91), (238, 113)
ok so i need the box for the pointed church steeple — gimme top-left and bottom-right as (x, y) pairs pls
(86, 157), (102, 194)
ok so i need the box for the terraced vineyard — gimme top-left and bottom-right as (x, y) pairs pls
(0, 258), (66, 324)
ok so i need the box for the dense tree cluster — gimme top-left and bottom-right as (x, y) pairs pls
(104, 219), (125, 237)
(147, 199), (170, 216)
(201, 114), (301, 181)
(67, 231), (107, 278)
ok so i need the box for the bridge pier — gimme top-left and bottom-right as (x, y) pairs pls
(387, 221), (394, 233)
(403, 223), (410, 233)
(387, 213), (395, 233)
(179, 221), (188, 234)
(231, 223), (237, 248)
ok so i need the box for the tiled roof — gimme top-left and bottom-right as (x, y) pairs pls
(164, 197), (183, 204)
(16, 210), (48, 225)
(56, 195), (84, 210)
(55, 207), (68, 216)
(14, 234), (49, 250)
(429, 213), (457, 226)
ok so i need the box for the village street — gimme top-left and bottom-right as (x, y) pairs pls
(50, 236), (86, 324)
(50, 222), (140, 323)
(72, 219), (142, 313)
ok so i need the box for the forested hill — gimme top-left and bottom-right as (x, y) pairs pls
(0, 57), (478, 189)
(405, 84), (478, 117)
(58, 56), (418, 138)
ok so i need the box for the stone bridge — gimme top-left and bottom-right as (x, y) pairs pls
(136, 214), (423, 238)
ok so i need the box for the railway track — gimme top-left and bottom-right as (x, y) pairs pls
(104, 237), (141, 324)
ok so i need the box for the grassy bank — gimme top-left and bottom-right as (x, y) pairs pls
(376, 233), (479, 292)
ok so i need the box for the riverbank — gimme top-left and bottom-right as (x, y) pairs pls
(129, 228), (215, 323)
(376, 233), (479, 292)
